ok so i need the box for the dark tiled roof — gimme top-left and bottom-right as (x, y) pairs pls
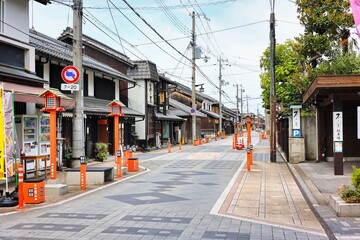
(200, 109), (220, 119)
(155, 111), (184, 121)
(127, 60), (159, 81)
(169, 98), (206, 118)
(0, 65), (46, 84)
(29, 30), (135, 84)
(83, 97), (144, 117)
(58, 27), (134, 67)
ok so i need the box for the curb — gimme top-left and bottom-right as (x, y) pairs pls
(278, 147), (337, 240)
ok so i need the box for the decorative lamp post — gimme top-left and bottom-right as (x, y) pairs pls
(39, 88), (66, 180)
(108, 100), (125, 178)
(245, 115), (252, 171)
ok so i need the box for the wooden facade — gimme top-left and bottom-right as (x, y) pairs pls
(303, 75), (360, 175)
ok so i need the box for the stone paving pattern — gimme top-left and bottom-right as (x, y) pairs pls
(0, 133), (359, 239)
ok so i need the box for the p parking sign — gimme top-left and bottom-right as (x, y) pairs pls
(292, 129), (301, 138)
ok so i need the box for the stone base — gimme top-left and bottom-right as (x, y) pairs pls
(289, 138), (305, 164)
(45, 182), (68, 200)
(329, 194), (360, 217)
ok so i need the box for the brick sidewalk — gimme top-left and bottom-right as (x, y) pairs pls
(218, 141), (325, 235)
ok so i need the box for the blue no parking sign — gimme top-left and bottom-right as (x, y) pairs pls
(292, 129), (301, 138)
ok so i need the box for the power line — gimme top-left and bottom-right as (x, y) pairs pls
(120, 0), (220, 91)
(85, 0), (239, 10)
(83, 10), (147, 60)
(107, 0), (191, 67)
(133, 20), (268, 47)
(155, 0), (192, 37)
(119, 0), (191, 63)
(106, 0), (126, 54)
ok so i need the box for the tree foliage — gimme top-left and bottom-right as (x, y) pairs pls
(260, 40), (310, 113)
(295, 0), (354, 67)
(260, 1), (356, 114)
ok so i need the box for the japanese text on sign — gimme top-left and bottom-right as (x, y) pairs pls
(333, 111), (343, 142)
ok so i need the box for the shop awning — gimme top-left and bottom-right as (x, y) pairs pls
(155, 111), (185, 121)
(200, 109), (220, 119)
(0, 65), (46, 83)
(83, 97), (144, 118)
(169, 98), (207, 118)
(0, 81), (75, 107)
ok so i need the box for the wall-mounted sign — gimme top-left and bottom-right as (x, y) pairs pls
(333, 111), (343, 142)
(290, 105), (302, 138)
(61, 66), (80, 84)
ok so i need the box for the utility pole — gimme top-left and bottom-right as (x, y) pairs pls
(191, 11), (197, 145)
(218, 58), (223, 134)
(269, 11), (277, 162)
(236, 84), (239, 133)
(246, 95), (249, 114)
(73, 0), (84, 159)
(240, 85), (244, 118)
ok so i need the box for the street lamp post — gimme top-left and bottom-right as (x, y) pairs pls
(108, 100), (125, 178)
(39, 88), (65, 181)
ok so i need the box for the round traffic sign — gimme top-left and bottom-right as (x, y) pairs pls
(61, 66), (80, 84)
(190, 108), (196, 115)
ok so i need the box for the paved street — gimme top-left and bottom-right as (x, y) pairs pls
(0, 135), (329, 239)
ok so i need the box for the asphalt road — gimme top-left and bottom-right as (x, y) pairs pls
(0, 135), (328, 239)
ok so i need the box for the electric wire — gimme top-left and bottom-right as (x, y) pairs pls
(83, 9), (147, 60)
(133, 20), (268, 46)
(119, 0), (220, 90)
(106, 0), (126, 54)
(85, 0), (239, 10)
(107, 0), (193, 68)
(155, 0), (192, 37)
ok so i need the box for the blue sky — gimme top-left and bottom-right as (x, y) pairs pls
(31, 0), (303, 114)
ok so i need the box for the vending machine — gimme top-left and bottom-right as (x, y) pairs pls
(19, 115), (39, 156)
(15, 115), (38, 176)
(39, 114), (50, 155)
(38, 114), (50, 171)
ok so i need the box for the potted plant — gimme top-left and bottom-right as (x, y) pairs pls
(64, 145), (73, 168)
(131, 131), (138, 145)
(94, 142), (108, 161)
(338, 166), (360, 203)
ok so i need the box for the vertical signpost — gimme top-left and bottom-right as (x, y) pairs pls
(333, 109), (343, 175)
(291, 105), (302, 138)
(333, 112), (343, 152)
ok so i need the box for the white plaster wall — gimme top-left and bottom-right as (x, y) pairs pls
(43, 62), (50, 81)
(128, 80), (146, 140)
(5, 0), (29, 42)
(115, 80), (119, 100)
(87, 70), (94, 97)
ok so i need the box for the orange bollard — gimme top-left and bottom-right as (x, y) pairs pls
(179, 140), (182, 150)
(16, 164), (26, 210)
(168, 139), (171, 153)
(232, 135), (236, 149)
(250, 144), (253, 165)
(246, 147), (251, 171)
(116, 150), (122, 178)
(193, 139), (198, 146)
(80, 156), (86, 190)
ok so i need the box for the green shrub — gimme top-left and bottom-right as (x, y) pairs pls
(352, 166), (360, 190)
(338, 165), (360, 203)
(95, 142), (108, 161)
